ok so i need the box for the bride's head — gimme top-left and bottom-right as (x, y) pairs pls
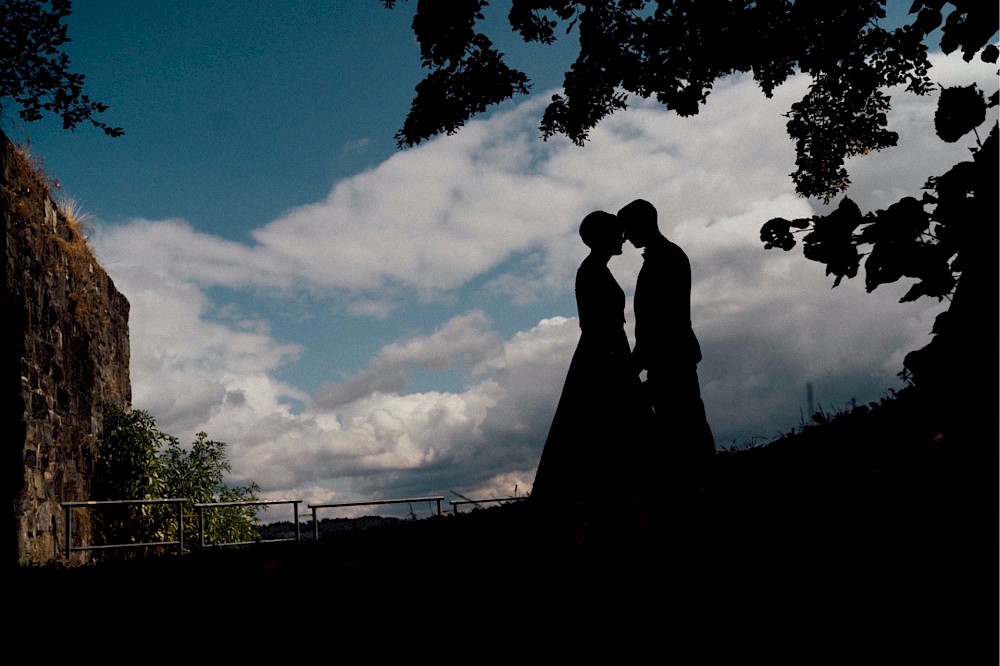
(580, 210), (624, 255)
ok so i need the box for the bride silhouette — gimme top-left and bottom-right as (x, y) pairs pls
(531, 210), (653, 516)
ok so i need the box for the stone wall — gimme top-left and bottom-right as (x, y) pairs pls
(2, 131), (131, 567)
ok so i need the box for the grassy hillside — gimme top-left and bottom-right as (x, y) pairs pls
(14, 385), (994, 654)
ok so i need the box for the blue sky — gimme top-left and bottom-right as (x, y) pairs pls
(6, 1), (996, 521)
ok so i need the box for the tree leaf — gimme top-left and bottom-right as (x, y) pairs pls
(934, 84), (987, 143)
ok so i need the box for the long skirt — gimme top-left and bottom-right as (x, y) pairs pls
(531, 332), (655, 512)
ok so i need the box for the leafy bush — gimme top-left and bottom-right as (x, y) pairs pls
(93, 405), (261, 557)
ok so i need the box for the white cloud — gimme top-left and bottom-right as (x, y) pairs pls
(313, 310), (504, 408)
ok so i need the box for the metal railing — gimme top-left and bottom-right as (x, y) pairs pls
(61, 493), (503, 558)
(449, 496), (528, 514)
(194, 499), (303, 548)
(307, 496), (445, 541)
(61, 498), (187, 558)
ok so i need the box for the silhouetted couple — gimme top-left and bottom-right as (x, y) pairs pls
(532, 200), (715, 521)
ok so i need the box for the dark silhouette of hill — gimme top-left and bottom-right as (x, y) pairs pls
(14, 386), (994, 655)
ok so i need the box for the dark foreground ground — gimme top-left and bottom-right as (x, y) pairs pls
(14, 389), (996, 656)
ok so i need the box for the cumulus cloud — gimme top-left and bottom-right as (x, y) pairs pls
(87, 54), (994, 514)
(313, 310), (504, 408)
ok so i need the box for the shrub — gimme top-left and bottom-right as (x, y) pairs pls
(93, 405), (262, 557)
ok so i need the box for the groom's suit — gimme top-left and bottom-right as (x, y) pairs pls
(633, 234), (715, 479)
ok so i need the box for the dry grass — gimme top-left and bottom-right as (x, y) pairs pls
(10, 141), (108, 321)
(11, 141), (91, 241)
(55, 195), (92, 243)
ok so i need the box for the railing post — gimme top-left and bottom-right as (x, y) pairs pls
(294, 502), (300, 542)
(178, 500), (184, 555)
(199, 505), (205, 549)
(436, 498), (442, 516)
(312, 506), (319, 541)
(64, 504), (72, 559)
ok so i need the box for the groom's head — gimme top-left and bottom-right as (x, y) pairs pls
(618, 199), (659, 248)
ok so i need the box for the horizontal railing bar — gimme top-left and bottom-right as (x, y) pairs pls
(450, 497), (527, 506)
(202, 536), (301, 547)
(450, 497), (527, 513)
(193, 499), (301, 509)
(70, 540), (181, 552)
(62, 498), (186, 507)
(307, 496), (444, 509)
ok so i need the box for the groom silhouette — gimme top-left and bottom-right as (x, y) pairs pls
(618, 199), (715, 492)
